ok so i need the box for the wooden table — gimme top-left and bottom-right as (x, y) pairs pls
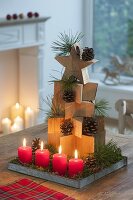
(0, 123), (133, 200)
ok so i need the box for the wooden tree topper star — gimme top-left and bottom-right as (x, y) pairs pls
(55, 46), (98, 84)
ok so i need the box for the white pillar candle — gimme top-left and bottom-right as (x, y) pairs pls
(11, 102), (24, 121)
(14, 116), (24, 130)
(25, 107), (34, 128)
(11, 122), (20, 133)
(1, 118), (11, 134)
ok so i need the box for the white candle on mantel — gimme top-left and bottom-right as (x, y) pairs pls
(25, 107), (34, 128)
(14, 116), (24, 130)
(1, 118), (11, 134)
(11, 102), (24, 121)
(11, 123), (20, 133)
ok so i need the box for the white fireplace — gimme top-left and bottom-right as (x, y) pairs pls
(0, 17), (49, 132)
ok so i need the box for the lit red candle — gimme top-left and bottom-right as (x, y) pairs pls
(18, 138), (32, 164)
(68, 150), (84, 177)
(35, 141), (50, 168)
(52, 145), (67, 176)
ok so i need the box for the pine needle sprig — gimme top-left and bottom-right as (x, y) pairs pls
(51, 31), (84, 56)
(39, 96), (65, 121)
(49, 75), (78, 91)
(94, 140), (123, 169)
(95, 99), (110, 117)
(45, 143), (58, 158)
(61, 76), (78, 91)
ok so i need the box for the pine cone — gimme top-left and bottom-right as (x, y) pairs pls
(63, 90), (75, 102)
(60, 119), (73, 136)
(85, 156), (101, 173)
(82, 47), (94, 61)
(85, 156), (96, 168)
(82, 117), (98, 135)
(32, 138), (40, 154)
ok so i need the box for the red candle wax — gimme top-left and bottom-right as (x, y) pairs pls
(35, 145), (50, 168)
(18, 138), (32, 164)
(68, 150), (84, 177)
(52, 146), (67, 176)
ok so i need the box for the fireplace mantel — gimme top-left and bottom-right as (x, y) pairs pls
(0, 17), (50, 132)
(0, 17), (50, 51)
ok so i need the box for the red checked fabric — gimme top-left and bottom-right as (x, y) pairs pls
(0, 178), (75, 200)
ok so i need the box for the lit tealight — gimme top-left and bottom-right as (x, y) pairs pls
(11, 123), (20, 133)
(26, 107), (32, 113)
(15, 103), (20, 109)
(11, 102), (24, 121)
(1, 117), (11, 134)
(25, 107), (34, 128)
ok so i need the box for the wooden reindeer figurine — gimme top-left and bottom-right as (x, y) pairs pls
(102, 68), (120, 84)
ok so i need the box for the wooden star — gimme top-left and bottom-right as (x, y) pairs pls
(55, 46), (98, 84)
(65, 101), (95, 119)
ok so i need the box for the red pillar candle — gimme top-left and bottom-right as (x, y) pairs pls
(35, 141), (50, 168)
(52, 145), (67, 176)
(68, 150), (84, 177)
(18, 138), (32, 164)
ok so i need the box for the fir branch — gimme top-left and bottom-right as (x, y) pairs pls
(61, 76), (77, 91)
(94, 140), (123, 169)
(49, 75), (78, 91)
(51, 31), (84, 56)
(95, 99), (110, 117)
(39, 95), (65, 121)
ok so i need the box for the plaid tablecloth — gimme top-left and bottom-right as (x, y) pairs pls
(0, 178), (75, 200)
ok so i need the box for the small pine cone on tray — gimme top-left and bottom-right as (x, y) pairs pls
(85, 156), (101, 173)
(82, 47), (94, 61)
(32, 138), (40, 155)
(85, 156), (97, 168)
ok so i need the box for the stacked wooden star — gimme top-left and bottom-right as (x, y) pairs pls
(48, 45), (105, 158)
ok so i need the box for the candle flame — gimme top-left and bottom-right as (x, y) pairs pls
(59, 145), (62, 154)
(41, 141), (43, 151)
(15, 116), (21, 120)
(26, 107), (32, 112)
(23, 138), (26, 147)
(74, 150), (78, 159)
(4, 118), (10, 122)
(13, 123), (17, 128)
(16, 103), (20, 109)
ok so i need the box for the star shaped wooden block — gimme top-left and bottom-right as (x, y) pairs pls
(55, 46), (98, 84)
(65, 101), (95, 119)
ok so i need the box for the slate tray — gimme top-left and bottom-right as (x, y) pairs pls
(8, 157), (127, 189)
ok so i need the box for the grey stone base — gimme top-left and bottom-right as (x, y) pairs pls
(8, 157), (127, 189)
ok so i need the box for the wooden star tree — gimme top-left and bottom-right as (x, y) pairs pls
(48, 32), (106, 158)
